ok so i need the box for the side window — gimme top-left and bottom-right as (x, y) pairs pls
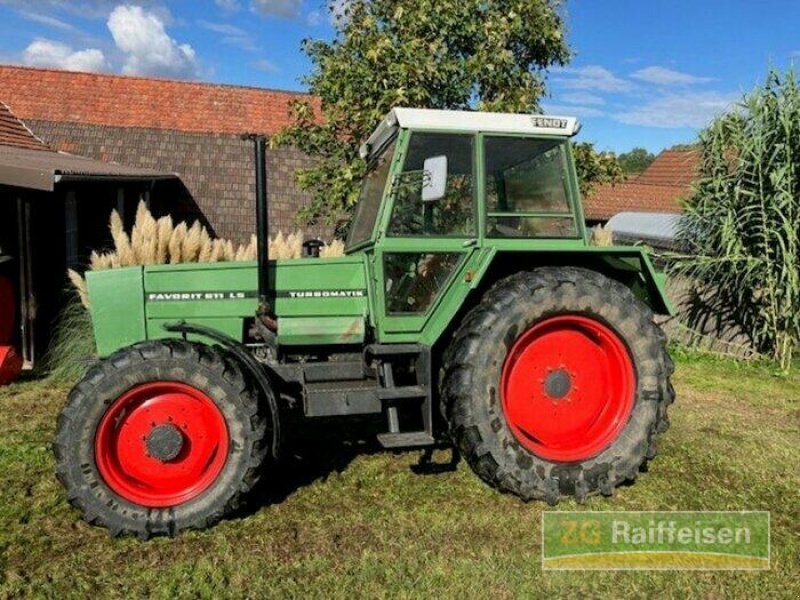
(383, 253), (462, 314)
(484, 137), (577, 238)
(389, 133), (475, 237)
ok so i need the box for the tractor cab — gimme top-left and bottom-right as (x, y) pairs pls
(341, 109), (603, 345)
(348, 108), (585, 253)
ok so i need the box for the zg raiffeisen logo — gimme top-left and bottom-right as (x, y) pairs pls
(542, 511), (770, 570)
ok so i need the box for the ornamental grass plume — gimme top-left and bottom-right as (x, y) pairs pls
(68, 201), (344, 307)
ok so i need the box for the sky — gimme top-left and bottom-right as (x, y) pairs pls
(0, 1), (799, 153)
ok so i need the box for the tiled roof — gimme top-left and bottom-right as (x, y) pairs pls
(0, 101), (49, 151)
(634, 149), (699, 187)
(0, 65), (319, 136)
(584, 149), (699, 219)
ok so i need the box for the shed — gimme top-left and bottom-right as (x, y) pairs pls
(0, 101), (179, 378)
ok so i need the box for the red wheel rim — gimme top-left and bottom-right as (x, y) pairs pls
(0, 277), (15, 344)
(95, 382), (229, 508)
(501, 315), (635, 462)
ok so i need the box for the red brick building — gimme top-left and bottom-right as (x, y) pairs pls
(584, 149), (700, 223)
(0, 65), (322, 243)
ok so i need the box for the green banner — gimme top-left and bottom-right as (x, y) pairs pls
(542, 511), (770, 570)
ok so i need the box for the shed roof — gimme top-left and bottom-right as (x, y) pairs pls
(0, 99), (177, 191)
(0, 145), (177, 191)
(0, 101), (49, 152)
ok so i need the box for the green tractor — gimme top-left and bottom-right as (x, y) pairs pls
(55, 109), (675, 538)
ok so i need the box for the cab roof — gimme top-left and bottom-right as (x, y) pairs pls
(361, 107), (581, 160)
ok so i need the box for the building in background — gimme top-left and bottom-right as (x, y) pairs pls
(0, 65), (322, 244)
(584, 149), (699, 225)
(0, 100), (178, 378)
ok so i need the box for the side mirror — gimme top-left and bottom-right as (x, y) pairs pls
(422, 155), (448, 202)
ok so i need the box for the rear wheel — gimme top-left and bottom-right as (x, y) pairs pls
(55, 340), (270, 538)
(441, 267), (674, 504)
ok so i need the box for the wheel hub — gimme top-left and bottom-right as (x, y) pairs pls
(146, 424), (184, 462)
(544, 368), (572, 400)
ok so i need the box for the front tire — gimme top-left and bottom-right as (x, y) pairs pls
(54, 340), (269, 538)
(441, 267), (674, 504)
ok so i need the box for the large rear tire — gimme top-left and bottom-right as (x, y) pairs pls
(441, 267), (674, 504)
(54, 340), (270, 538)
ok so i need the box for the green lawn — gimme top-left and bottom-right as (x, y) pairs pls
(1, 351), (798, 598)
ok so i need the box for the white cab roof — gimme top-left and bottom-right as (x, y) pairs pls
(361, 107), (580, 159)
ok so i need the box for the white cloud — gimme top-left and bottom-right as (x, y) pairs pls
(331, 0), (351, 25)
(542, 103), (605, 119)
(18, 10), (79, 32)
(631, 66), (714, 86)
(22, 38), (107, 72)
(250, 0), (302, 19)
(107, 5), (199, 78)
(306, 10), (322, 26)
(0, 0), (160, 19)
(215, 0), (240, 11)
(198, 20), (258, 52)
(554, 65), (634, 93)
(615, 91), (737, 129)
(252, 58), (278, 72)
(560, 92), (605, 106)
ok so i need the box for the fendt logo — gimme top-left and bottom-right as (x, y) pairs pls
(531, 116), (569, 129)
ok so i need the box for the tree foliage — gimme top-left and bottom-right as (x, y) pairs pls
(617, 147), (655, 175)
(672, 68), (800, 370)
(572, 142), (625, 197)
(276, 0), (608, 225)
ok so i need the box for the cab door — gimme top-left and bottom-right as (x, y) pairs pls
(371, 131), (481, 343)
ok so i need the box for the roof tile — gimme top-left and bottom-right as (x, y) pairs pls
(0, 101), (49, 151)
(585, 149), (699, 219)
(0, 65), (320, 136)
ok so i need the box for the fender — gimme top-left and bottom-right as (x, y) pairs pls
(475, 247), (674, 316)
(163, 321), (281, 459)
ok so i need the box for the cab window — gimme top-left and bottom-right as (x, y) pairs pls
(484, 136), (577, 238)
(347, 140), (396, 249)
(388, 133), (475, 237)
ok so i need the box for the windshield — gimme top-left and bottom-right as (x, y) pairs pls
(346, 140), (396, 249)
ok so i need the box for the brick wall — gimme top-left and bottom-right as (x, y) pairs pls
(26, 120), (324, 243)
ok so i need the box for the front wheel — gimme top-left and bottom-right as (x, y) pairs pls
(441, 267), (674, 504)
(54, 340), (270, 538)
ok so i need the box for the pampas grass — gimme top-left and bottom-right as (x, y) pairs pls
(590, 224), (613, 247)
(45, 292), (95, 383)
(69, 201), (346, 307)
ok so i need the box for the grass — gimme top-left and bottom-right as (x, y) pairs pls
(0, 351), (798, 598)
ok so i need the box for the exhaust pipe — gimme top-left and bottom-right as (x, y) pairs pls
(242, 133), (271, 314)
(243, 134), (271, 316)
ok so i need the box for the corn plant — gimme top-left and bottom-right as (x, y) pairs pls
(672, 68), (800, 370)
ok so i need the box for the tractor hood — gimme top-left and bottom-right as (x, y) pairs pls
(86, 255), (371, 357)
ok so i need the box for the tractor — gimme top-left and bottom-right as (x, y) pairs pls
(55, 108), (675, 538)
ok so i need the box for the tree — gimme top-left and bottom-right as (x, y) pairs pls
(672, 68), (800, 370)
(572, 142), (624, 197)
(617, 147), (655, 175)
(277, 0), (621, 225)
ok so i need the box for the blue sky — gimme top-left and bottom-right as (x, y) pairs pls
(0, 1), (798, 153)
